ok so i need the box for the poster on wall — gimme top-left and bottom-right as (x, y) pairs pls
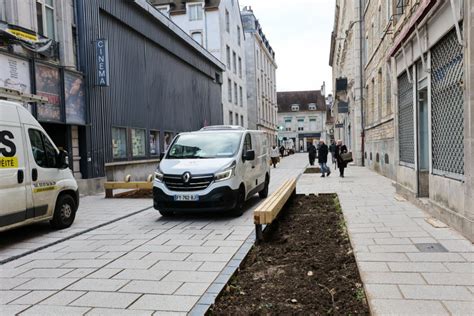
(35, 63), (61, 121)
(0, 54), (32, 112)
(163, 132), (174, 152)
(64, 72), (86, 125)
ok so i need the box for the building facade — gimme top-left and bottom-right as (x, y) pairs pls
(0, 0), (83, 180)
(151, 0), (248, 128)
(241, 6), (277, 145)
(277, 90), (327, 152)
(329, 0), (365, 166)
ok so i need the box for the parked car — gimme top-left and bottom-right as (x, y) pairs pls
(153, 125), (270, 216)
(0, 100), (79, 232)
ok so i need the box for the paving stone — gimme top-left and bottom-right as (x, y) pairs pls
(119, 280), (182, 294)
(406, 253), (466, 262)
(0, 290), (30, 304)
(161, 271), (218, 283)
(0, 304), (31, 315)
(355, 253), (409, 262)
(129, 294), (199, 312)
(399, 285), (473, 301)
(86, 308), (153, 316)
(371, 299), (449, 315)
(62, 259), (112, 269)
(105, 259), (158, 270)
(373, 238), (412, 245)
(151, 261), (202, 271)
(186, 253), (234, 262)
(444, 263), (474, 273)
(357, 262), (389, 272)
(141, 253), (190, 261)
(422, 273), (474, 286)
(9, 290), (55, 305)
(174, 282), (209, 296)
(67, 278), (128, 291)
(368, 245), (419, 253)
(387, 262), (449, 272)
(0, 278), (31, 290)
(19, 305), (91, 315)
(70, 292), (140, 309)
(364, 284), (403, 299)
(18, 260), (71, 269)
(442, 301), (474, 315)
(112, 269), (169, 281)
(197, 261), (228, 272)
(86, 268), (122, 279)
(362, 272), (426, 284)
(16, 278), (77, 291)
(164, 239), (205, 246)
(40, 290), (86, 306)
(18, 269), (73, 279)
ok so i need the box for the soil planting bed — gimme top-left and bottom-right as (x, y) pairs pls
(304, 167), (321, 174)
(208, 194), (369, 315)
(114, 189), (152, 198)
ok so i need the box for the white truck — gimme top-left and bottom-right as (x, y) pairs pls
(0, 91), (79, 232)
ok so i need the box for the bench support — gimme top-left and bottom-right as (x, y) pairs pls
(255, 224), (263, 242)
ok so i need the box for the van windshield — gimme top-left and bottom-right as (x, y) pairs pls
(166, 132), (243, 159)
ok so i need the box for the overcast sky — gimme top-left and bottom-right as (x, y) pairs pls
(239, 0), (335, 94)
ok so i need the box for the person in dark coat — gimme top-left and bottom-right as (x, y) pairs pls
(329, 140), (337, 166)
(335, 139), (348, 177)
(279, 145), (285, 157)
(318, 140), (330, 177)
(308, 143), (316, 166)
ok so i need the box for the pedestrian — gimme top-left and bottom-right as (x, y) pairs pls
(308, 143), (316, 166)
(329, 140), (337, 166)
(335, 139), (348, 177)
(318, 140), (330, 177)
(270, 145), (280, 168)
(279, 145), (285, 157)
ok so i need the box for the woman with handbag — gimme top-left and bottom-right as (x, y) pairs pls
(335, 139), (349, 177)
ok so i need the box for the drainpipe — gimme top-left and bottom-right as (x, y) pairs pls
(359, 0), (365, 166)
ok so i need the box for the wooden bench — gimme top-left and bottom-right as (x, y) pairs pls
(253, 178), (296, 240)
(104, 181), (153, 198)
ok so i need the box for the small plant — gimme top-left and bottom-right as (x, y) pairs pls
(355, 288), (366, 302)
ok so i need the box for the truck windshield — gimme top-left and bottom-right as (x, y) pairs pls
(166, 132), (242, 159)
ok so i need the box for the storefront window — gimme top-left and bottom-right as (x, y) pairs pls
(149, 130), (160, 156)
(112, 127), (127, 159)
(64, 72), (85, 125)
(35, 63), (61, 122)
(131, 128), (146, 157)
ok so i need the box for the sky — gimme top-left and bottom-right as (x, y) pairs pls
(239, 0), (336, 94)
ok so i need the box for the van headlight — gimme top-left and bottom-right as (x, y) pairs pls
(155, 168), (164, 182)
(214, 162), (236, 182)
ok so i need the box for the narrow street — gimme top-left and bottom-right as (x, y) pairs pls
(0, 154), (308, 315)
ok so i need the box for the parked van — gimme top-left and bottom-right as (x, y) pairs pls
(0, 100), (79, 232)
(153, 126), (270, 216)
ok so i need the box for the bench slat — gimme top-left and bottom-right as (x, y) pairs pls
(253, 179), (289, 224)
(253, 178), (296, 225)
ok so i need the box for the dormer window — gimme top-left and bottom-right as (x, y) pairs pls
(189, 3), (203, 21)
(291, 104), (299, 111)
(308, 103), (317, 110)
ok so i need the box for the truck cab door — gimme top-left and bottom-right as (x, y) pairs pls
(0, 125), (28, 227)
(26, 128), (61, 219)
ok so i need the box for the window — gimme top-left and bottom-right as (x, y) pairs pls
(386, 69), (392, 114)
(131, 129), (146, 157)
(308, 103), (317, 110)
(238, 57), (242, 78)
(189, 3), (203, 21)
(297, 118), (304, 131)
(284, 117), (292, 131)
(234, 82), (238, 105)
(233, 51), (237, 74)
(237, 26), (241, 46)
(226, 46), (231, 69)
(239, 86), (243, 107)
(396, 0), (405, 16)
(155, 5), (170, 17)
(112, 127), (127, 159)
(149, 131), (160, 156)
(29, 129), (57, 168)
(240, 115), (244, 127)
(36, 0), (55, 39)
(228, 79), (232, 102)
(309, 118), (317, 131)
(386, 0), (393, 24)
(243, 133), (252, 152)
(191, 31), (203, 45)
(225, 10), (230, 32)
(378, 69), (383, 120)
(235, 113), (239, 126)
(291, 104), (299, 111)
(229, 111), (233, 124)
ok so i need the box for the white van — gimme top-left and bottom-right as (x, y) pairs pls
(0, 100), (79, 232)
(153, 126), (270, 216)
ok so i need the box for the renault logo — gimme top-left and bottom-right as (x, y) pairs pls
(182, 172), (191, 183)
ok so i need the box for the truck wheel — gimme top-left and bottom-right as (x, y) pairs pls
(230, 187), (246, 217)
(259, 175), (269, 198)
(50, 194), (77, 229)
(159, 210), (174, 217)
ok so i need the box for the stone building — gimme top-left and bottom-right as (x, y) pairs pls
(151, 0), (248, 128)
(277, 90), (327, 152)
(241, 6), (277, 145)
(329, 0), (365, 166)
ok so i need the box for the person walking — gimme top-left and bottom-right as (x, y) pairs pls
(270, 145), (280, 168)
(329, 140), (337, 167)
(318, 140), (330, 177)
(307, 143), (316, 166)
(335, 139), (348, 177)
(279, 145), (285, 157)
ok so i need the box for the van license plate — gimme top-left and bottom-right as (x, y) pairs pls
(174, 194), (199, 201)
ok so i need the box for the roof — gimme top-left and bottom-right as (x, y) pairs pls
(277, 90), (326, 113)
(149, 0), (221, 13)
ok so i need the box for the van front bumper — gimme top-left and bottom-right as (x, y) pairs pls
(153, 186), (239, 212)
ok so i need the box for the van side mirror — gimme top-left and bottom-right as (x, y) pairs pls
(159, 152), (165, 160)
(56, 150), (69, 169)
(243, 150), (255, 161)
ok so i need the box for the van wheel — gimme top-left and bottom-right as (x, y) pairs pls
(230, 187), (246, 217)
(159, 210), (174, 217)
(259, 175), (270, 199)
(50, 194), (77, 229)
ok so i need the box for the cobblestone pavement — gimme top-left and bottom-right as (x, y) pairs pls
(298, 161), (474, 316)
(0, 154), (307, 315)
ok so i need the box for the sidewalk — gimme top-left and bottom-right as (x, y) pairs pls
(298, 162), (474, 315)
